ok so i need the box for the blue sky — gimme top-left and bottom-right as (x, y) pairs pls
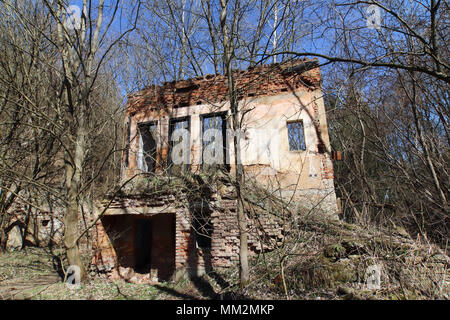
(60, 0), (425, 99)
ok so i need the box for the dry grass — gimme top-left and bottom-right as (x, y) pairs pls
(0, 247), (206, 300)
(232, 213), (449, 300)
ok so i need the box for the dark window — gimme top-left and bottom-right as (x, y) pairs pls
(138, 121), (158, 173)
(193, 204), (212, 249)
(195, 230), (212, 249)
(201, 113), (229, 171)
(287, 121), (306, 151)
(168, 117), (190, 174)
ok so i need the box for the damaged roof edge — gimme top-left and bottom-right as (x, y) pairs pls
(126, 57), (322, 113)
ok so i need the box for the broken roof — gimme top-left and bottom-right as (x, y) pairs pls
(126, 58), (321, 115)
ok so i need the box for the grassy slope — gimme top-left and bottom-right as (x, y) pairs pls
(0, 247), (203, 300)
(234, 215), (449, 300)
(0, 215), (448, 300)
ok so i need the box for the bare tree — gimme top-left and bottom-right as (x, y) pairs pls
(0, 1), (140, 280)
(287, 0), (450, 241)
(41, 0), (140, 280)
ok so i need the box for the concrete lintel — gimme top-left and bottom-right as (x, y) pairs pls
(101, 206), (178, 216)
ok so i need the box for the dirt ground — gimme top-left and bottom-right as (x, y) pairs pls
(1, 216), (448, 300)
(0, 247), (211, 300)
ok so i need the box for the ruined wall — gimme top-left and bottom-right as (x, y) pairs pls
(91, 59), (339, 282)
(5, 199), (64, 250)
(126, 59), (321, 115)
(91, 187), (285, 281)
(237, 88), (337, 214)
(122, 58), (338, 216)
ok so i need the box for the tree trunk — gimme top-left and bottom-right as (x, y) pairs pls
(231, 105), (249, 286)
(220, 0), (249, 288)
(0, 218), (7, 253)
(65, 195), (86, 280)
(63, 124), (88, 281)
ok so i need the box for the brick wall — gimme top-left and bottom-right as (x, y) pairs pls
(91, 188), (285, 281)
(126, 58), (321, 115)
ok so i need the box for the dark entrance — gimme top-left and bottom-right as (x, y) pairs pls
(134, 219), (153, 273)
(133, 214), (176, 280)
(101, 214), (176, 281)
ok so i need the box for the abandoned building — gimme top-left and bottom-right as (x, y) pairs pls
(91, 58), (339, 282)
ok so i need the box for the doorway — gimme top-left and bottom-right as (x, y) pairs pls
(134, 219), (153, 273)
(133, 214), (176, 280)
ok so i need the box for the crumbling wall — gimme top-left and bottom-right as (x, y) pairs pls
(126, 59), (321, 115)
(5, 199), (64, 250)
(91, 185), (286, 281)
(122, 58), (339, 217)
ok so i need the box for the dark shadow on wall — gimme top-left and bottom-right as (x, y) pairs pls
(102, 214), (135, 269)
(182, 173), (236, 299)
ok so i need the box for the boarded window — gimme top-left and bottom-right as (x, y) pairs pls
(201, 113), (228, 171)
(168, 117), (190, 174)
(287, 120), (306, 151)
(137, 121), (158, 173)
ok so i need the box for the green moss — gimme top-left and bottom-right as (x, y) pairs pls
(290, 257), (357, 291)
(324, 243), (347, 261)
(341, 239), (367, 255)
